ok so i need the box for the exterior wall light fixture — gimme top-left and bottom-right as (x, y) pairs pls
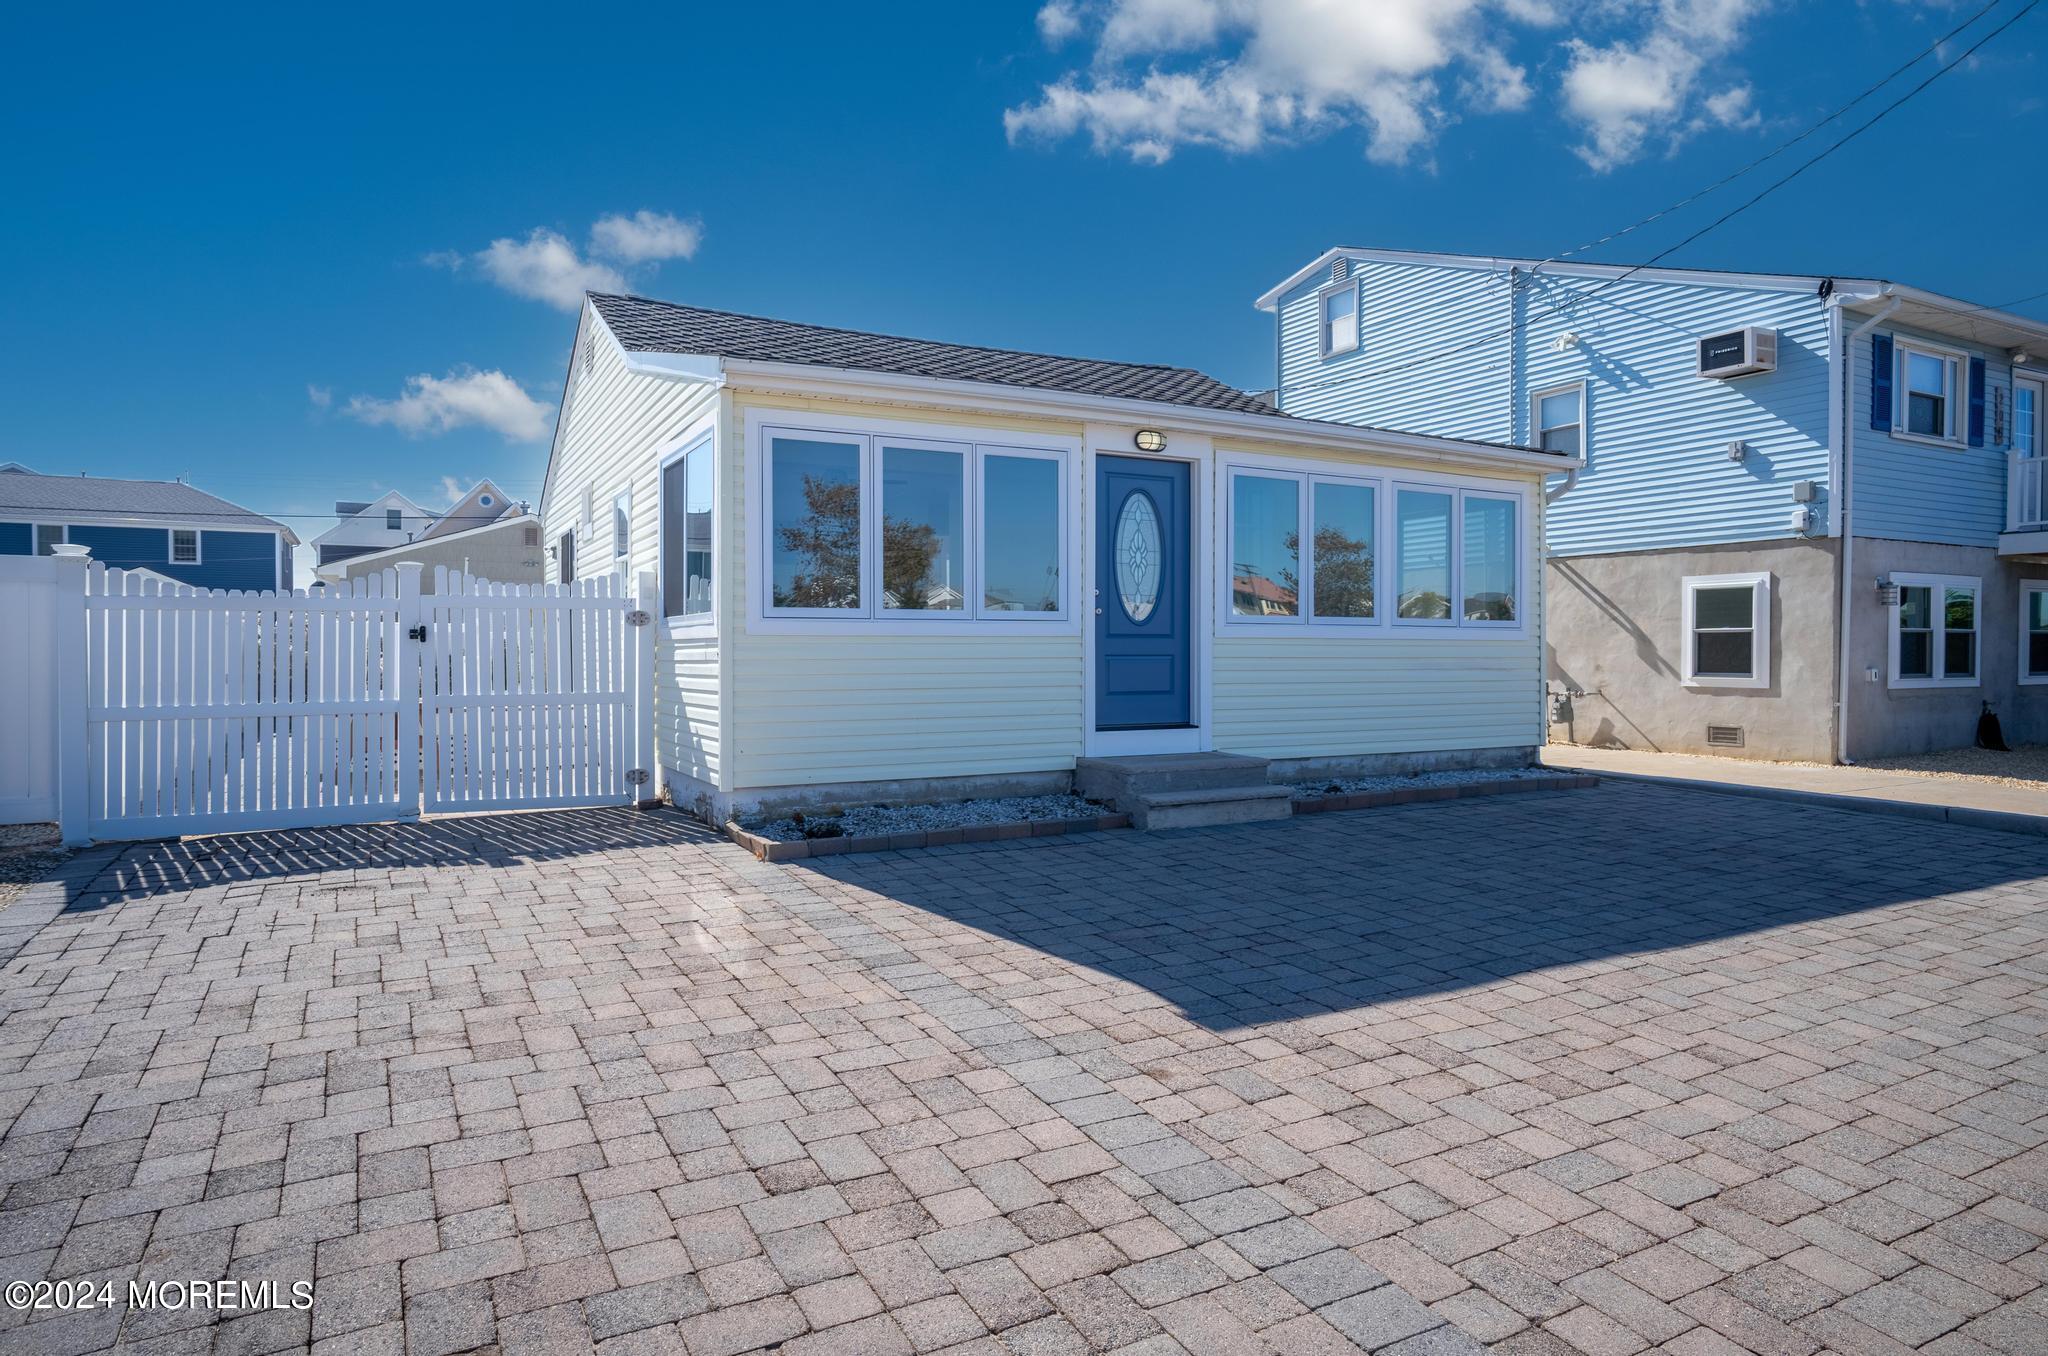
(1133, 429), (1168, 453)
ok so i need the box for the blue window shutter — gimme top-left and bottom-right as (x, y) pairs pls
(1968, 357), (1986, 447)
(1870, 334), (1893, 432)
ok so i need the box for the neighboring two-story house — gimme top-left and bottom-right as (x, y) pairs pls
(310, 490), (437, 568)
(0, 464), (295, 590)
(1257, 248), (2048, 762)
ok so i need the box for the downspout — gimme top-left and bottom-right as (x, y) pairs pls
(1831, 285), (1899, 765)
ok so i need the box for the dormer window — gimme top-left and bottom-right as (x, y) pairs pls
(1321, 283), (1358, 358)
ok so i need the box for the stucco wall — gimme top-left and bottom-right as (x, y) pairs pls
(1547, 539), (1839, 761)
(1844, 538), (2048, 758)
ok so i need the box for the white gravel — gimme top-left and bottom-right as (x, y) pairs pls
(748, 794), (1108, 843)
(0, 824), (67, 913)
(1294, 767), (1564, 797)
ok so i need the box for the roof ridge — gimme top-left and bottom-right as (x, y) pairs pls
(587, 292), (1207, 379)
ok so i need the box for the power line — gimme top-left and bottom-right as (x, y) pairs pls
(1281, 0), (2041, 398)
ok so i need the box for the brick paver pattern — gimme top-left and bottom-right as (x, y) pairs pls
(2, 781), (2046, 1356)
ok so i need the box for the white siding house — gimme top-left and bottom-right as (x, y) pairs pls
(540, 293), (1577, 821)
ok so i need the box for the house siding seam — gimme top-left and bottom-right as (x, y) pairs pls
(1276, 259), (1833, 557)
(541, 307), (725, 787)
(1849, 323), (2014, 549)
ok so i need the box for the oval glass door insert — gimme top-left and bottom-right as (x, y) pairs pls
(1114, 492), (1162, 622)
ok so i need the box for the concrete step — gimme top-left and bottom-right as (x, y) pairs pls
(1130, 784), (1295, 831)
(1075, 752), (1273, 801)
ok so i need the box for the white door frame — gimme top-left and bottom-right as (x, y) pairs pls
(1081, 424), (1214, 757)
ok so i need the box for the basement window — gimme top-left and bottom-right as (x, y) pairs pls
(1681, 573), (1770, 689)
(1890, 573), (1978, 687)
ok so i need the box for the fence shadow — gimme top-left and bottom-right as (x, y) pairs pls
(793, 782), (2048, 1033)
(63, 806), (722, 912)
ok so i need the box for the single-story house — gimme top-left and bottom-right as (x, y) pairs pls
(539, 293), (1578, 823)
(0, 464), (296, 590)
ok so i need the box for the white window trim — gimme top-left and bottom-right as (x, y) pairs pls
(2015, 375), (2045, 461)
(657, 426), (718, 633)
(169, 528), (202, 565)
(1318, 278), (1360, 359)
(1893, 338), (1969, 448)
(876, 433), (974, 621)
(1215, 452), (1527, 637)
(1680, 572), (1770, 690)
(1531, 380), (1587, 458)
(612, 488), (632, 562)
(1889, 571), (1980, 689)
(2021, 581), (2048, 686)
(750, 413), (1079, 635)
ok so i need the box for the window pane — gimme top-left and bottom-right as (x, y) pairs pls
(2030, 589), (2048, 634)
(2018, 386), (2039, 458)
(1906, 351), (1947, 395)
(1462, 496), (1516, 621)
(1231, 474), (1299, 617)
(1945, 630), (1975, 678)
(1693, 585), (1753, 630)
(2031, 631), (2048, 677)
(1539, 390), (1579, 431)
(1539, 425), (1582, 456)
(1907, 392), (1945, 438)
(1324, 289), (1357, 352)
(770, 436), (861, 610)
(881, 445), (964, 611)
(172, 530), (198, 563)
(661, 448), (714, 618)
(34, 525), (61, 555)
(982, 455), (1060, 613)
(1695, 631), (1754, 678)
(1311, 481), (1374, 619)
(613, 496), (630, 558)
(1899, 632), (1932, 678)
(1898, 586), (1931, 630)
(1944, 587), (1974, 633)
(1396, 490), (1452, 619)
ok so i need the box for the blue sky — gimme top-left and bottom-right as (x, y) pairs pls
(1, 1), (2042, 579)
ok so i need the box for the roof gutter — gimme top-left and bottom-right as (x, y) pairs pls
(1829, 284), (1899, 766)
(700, 357), (1579, 475)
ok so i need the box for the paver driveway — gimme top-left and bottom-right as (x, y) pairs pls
(2, 782), (2046, 1356)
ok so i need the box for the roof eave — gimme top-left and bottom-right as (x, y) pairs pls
(1255, 246), (1849, 311)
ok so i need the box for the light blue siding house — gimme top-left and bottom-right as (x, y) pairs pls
(0, 465), (295, 591)
(1257, 248), (2048, 761)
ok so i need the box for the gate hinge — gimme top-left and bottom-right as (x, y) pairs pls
(408, 625), (428, 642)
(625, 609), (652, 627)
(626, 769), (651, 786)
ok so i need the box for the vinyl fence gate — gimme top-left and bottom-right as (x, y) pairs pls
(72, 560), (655, 841)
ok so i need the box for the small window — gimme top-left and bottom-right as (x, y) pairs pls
(170, 529), (199, 564)
(556, 532), (575, 584)
(386, 507), (403, 530)
(1461, 495), (1516, 623)
(1898, 343), (1963, 442)
(2024, 583), (2048, 685)
(479, 494), (494, 508)
(1682, 573), (1770, 689)
(1395, 489), (1454, 621)
(1310, 480), (1374, 620)
(612, 489), (631, 560)
(1229, 473), (1300, 618)
(769, 435), (863, 611)
(880, 442), (966, 613)
(34, 524), (64, 555)
(1321, 284), (1358, 357)
(662, 441), (715, 620)
(1890, 573), (1978, 687)
(523, 525), (539, 547)
(1533, 385), (1584, 457)
(981, 453), (1062, 614)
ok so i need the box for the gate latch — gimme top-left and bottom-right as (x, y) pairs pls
(626, 769), (651, 786)
(625, 609), (652, 627)
(408, 625), (428, 642)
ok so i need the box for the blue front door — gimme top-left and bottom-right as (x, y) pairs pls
(1096, 456), (1191, 730)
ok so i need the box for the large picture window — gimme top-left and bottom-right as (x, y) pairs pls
(1681, 573), (1770, 688)
(1890, 573), (1978, 687)
(762, 426), (1068, 623)
(660, 439), (714, 620)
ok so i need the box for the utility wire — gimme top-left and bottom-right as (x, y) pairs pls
(1280, 0), (2041, 398)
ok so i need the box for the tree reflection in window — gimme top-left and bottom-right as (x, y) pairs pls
(771, 437), (862, 609)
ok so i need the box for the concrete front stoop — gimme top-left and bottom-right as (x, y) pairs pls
(1074, 752), (1294, 831)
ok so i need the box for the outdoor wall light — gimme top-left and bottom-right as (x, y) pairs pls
(1133, 429), (1168, 452)
(1875, 577), (1901, 606)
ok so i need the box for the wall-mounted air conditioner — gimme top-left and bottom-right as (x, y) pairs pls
(1696, 327), (1778, 379)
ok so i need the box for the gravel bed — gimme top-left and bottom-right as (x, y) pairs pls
(747, 794), (1107, 843)
(1294, 766), (1564, 797)
(0, 825), (68, 913)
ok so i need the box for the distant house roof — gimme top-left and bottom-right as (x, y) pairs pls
(587, 293), (1280, 416)
(0, 469), (298, 544)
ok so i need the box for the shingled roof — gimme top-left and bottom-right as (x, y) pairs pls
(0, 468), (297, 541)
(587, 293), (1280, 416)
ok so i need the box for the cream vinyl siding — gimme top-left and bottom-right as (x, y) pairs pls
(542, 305), (725, 786)
(1209, 437), (1546, 758)
(726, 391), (1085, 790)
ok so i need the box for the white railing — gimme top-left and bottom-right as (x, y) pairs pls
(2010, 454), (2048, 532)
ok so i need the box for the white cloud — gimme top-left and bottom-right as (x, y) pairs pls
(344, 369), (553, 443)
(439, 475), (466, 507)
(1561, 0), (1767, 170)
(473, 230), (626, 311)
(1006, 0), (1771, 169)
(589, 210), (703, 265)
(306, 384), (332, 410)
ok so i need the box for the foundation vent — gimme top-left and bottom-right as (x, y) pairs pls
(1705, 724), (1745, 748)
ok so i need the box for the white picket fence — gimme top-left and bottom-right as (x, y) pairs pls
(2, 553), (655, 843)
